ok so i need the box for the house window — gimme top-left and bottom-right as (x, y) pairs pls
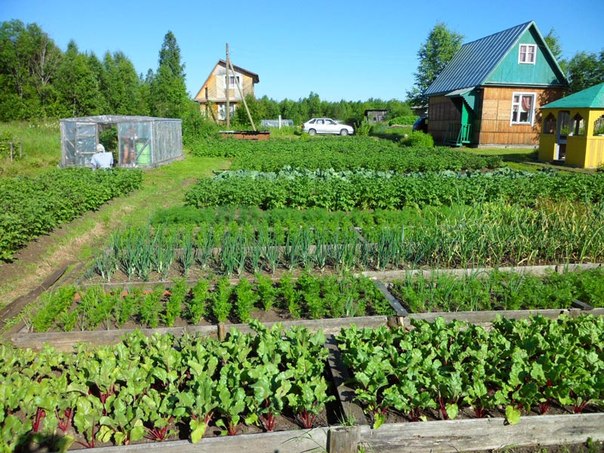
(224, 75), (240, 88)
(572, 114), (585, 136)
(217, 104), (236, 120)
(519, 44), (536, 64)
(543, 113), (556, 134)
(511, 93), (536, 125)
(593, 115), (604, 136)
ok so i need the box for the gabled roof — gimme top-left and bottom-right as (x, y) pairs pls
(425, 21), (566, 96)
(194, 60), (259, 101)
(542, 83), (604, 109)
(216, 59), (260, 83)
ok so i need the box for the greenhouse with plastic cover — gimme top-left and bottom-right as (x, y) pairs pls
(60, 115), (182, 168)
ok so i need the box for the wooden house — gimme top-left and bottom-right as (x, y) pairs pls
(425, 21), (567, 147)
(194, 60), (259, 122)
(538, 82), (604, 168)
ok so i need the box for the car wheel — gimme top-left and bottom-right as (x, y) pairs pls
(308, 129), (317, 136)
(340, 129), (348, 136)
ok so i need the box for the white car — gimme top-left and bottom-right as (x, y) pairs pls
(302, 118), (354, 136)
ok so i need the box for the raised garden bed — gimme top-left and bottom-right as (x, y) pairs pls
(87, 200), (604, 282)
(5, 313), (603, 452)
(22, 274), (393, 334)
(1, 323), (335, 451)
(4, 264), (604, 451)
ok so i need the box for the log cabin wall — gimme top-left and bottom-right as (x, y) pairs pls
(427, 96), (460, 145)
(476, 86), (565, 147)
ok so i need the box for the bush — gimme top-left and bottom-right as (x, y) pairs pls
(355, 119), (372, 136)
(401, 131), (434, 148)
(388, 115), (418, 126)
(181, 102), (220, 145)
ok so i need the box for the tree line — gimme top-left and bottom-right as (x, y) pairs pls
(0, 20), (191, 122)
(0, 20), (413, 130)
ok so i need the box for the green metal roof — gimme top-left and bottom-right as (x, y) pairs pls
(425, 21), (566, 96)
(541, 83), (604, 109)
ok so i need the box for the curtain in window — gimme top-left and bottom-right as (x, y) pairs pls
(521, 95), (532, 111)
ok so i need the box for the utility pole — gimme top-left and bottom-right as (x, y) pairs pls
(228, 58), (256, 131)
(225, 43), (230, 128)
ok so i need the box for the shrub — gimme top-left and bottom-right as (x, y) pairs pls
(355, 119), (372, 136)
(401, 131), (434, 148)
(388, 115), (417, 126)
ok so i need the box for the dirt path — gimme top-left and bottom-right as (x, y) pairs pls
(0, 156), (229, 328)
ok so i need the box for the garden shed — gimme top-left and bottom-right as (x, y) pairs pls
(538, 82), (604, 168)
(60, 115), (182, 168)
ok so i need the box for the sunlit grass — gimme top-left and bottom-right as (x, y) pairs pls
(0, 120), (61, 176)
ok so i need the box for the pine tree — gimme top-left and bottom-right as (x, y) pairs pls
(150, 31), (189, 118)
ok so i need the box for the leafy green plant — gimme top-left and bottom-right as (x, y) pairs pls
(0, 168), (142, 262)
(212, 277), (233, 323)
(234, 278), (257, 323)
(188, 279), (210, 324)
(279, 273), (301, 319)
(138, 286), (164, 328)
(164, 279), (186, 327)
(255, 273), (276, 311)
(32, 286), (77, 332)
(337, 315), (604, 427)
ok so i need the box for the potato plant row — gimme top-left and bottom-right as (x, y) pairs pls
(192, 136), (502, 172)
(230, 141), (501, 172)
(185, 169), (604, 211)
(92, 202), (604, 281)
(0, 168), (143, 261)
(30, 274), (392, 332)
(389, 268), (604, 312)
(337, 315), (604, 428)
(0, 324), (333, 451)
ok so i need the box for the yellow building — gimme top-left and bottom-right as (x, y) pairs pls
(193, 60), (259, 123)
(538, 82), (604, 168)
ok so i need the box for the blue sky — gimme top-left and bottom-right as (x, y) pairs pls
(2, 0), (603, 102)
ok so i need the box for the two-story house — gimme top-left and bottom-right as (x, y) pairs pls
(194, 59), (259, 122)
(425, 21), (567, 147)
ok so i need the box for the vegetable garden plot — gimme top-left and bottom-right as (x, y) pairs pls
(0, 323), (335, 452)
(184, 169), (604, 211)
(26, 274), (393, 333)
(192, 136), (502, 172)
(0, 168), (143, 261)
(228, 142), (502, 172)
(335, 315), (604, 429)
(388, 269), (604, 313)
(89, 202), (604, 281)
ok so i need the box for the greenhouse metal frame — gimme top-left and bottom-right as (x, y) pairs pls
(60, 115), (183, 168)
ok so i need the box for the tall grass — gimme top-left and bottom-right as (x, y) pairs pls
(0, 120), (61, 177)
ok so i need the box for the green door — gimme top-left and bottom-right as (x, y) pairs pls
(460, 101), (474, 145)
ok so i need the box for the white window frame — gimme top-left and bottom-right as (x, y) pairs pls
(510, 92), (536, 126)
(518, 44), (537, 64)
(224, 74), (240, 88)
(217, 104), (236, 120)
